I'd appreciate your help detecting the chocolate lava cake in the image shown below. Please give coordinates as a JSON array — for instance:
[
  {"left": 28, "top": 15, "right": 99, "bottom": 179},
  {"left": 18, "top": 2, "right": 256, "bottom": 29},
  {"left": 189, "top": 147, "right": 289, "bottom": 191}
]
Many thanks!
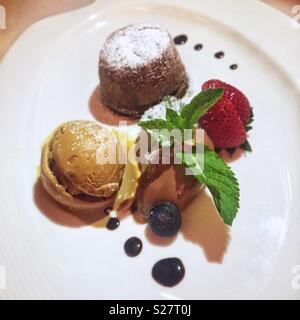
[{"left": 99, "top": 23, "right": 188, "bottom": 117}]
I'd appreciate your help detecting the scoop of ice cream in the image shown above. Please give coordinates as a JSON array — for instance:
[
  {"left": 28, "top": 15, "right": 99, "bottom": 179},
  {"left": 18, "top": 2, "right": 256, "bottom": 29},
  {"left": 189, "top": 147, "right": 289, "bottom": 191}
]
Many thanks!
[
  {"left": 49, "top": 121, "right": 124, "bottom": 197},
  {"left": 41, "top": 121, "right": 125, "bottom": 209},
  {"left": 134, "top": 148, "right": 202, "bottom": 223}
]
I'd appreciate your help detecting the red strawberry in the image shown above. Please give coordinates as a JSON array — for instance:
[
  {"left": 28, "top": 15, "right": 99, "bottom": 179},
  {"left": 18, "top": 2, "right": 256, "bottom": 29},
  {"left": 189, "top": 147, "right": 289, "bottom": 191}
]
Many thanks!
[
  {"left": 202, "top": 79, "right": 251, "bottom": 125},
  {"left": 200, "top": 98, "right": 246, "bottom": 149}
]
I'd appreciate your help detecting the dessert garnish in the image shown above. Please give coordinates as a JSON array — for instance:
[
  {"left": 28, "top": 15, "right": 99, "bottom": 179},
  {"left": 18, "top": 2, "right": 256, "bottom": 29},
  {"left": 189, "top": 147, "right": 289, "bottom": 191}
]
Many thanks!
[
  {"left": 200, "top": 79, "right": 254, "bottom": 153},
  {"left": 149, "top": 202, "right": 181, "bottom": 237},
  {"left": 139, "top": 88, "right": 241, "bottom": 226},
  {"left": 124, "top": 237, "right": 143, "bottom": 257},
  {"left": 134, "top": 96, "right": 211, "bottom": 223},
  {"left": 152, "top": 258, "right": 185, "bottom": 287}
]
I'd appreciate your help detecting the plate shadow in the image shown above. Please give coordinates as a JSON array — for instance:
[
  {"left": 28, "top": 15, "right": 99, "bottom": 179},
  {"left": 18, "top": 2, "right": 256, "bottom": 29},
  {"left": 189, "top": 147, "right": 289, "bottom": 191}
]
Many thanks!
[{"left": 181, "top": 190, "right": 230, "bottom": 263}]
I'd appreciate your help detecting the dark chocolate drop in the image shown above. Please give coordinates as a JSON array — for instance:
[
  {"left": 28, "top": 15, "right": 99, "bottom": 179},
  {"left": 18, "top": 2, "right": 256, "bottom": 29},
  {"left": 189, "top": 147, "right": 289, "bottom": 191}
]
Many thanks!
[
  {"left": 152, "top": 257, "right": 185, "bottom": 287},
  {"left": 230, "top": 64, "right": 238, "bottom": 70},
  {"left": 106, "top": 217, "right": 120, "bottom": 230},
  {"left": 194, "top": 43, "right": 203, "bottom": 51},
  {"left": 174, "top": 34, "right": 188, "bottom": 45},
  {"left": 124, "top": 237, "right": 143, "bottom": 257},
  {"left": 214, "top": 51, "right": 224, "bottom": 59}
]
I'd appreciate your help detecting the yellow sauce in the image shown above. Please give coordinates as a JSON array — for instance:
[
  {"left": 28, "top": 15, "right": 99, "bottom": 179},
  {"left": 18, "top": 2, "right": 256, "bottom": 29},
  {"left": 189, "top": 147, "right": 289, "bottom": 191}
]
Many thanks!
[
  {"left": 112, "top": 131, "right": 141, "bottom": 211},
  {"left": 92, "top": 215, "right": 110, "bottom": 228}
]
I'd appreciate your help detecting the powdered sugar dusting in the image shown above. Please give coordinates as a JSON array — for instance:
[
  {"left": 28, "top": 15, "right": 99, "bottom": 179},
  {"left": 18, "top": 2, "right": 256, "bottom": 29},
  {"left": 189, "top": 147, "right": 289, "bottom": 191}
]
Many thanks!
[
  {"left": 100, "top": 23, "right": 171, "bottom": 69},
  {"left": 141, "top": 97, "right": 184, "bottom": 121}
]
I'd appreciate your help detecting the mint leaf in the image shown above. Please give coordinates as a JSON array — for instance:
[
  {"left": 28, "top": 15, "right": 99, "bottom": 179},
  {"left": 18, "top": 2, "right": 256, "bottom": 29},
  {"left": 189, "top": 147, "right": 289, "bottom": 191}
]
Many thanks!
[
  {"left": 166, "top": 107, "right": 186, "bottom": 132},
  {"left": 180, "top": 88, "right": 224, "bottom": 127},
  {"left": 177, "top": 146, "right": 240, "bottom": 225},
  {"left": 139, "top": 106, "right": 187, "bottom": 147},
  {"left": 138, "top": 119, "right": 172, "bottom": 147}
]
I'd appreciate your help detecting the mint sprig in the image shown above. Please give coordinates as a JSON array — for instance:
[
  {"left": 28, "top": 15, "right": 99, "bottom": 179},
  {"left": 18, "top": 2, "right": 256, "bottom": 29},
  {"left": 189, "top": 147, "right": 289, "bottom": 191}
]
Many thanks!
[
  {"left": 138, "top": 88, "right": 241, "bottom": 226},
  {"left": 176, "top": 146, "right": 240, "bottom": 225}
]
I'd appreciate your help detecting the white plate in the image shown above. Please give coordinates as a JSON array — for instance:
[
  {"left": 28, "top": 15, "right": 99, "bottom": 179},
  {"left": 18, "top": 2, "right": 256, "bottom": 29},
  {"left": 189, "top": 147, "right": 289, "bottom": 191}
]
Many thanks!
[{"left": 0, "top": 0, "right": 300, "bottom": 299}]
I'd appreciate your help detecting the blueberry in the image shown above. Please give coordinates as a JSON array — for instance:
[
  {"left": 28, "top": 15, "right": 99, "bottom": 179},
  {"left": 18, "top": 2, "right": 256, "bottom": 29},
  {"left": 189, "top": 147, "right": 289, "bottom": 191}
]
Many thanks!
[{"left": 149, "top": 202, "right": 181, "bottom": 237}]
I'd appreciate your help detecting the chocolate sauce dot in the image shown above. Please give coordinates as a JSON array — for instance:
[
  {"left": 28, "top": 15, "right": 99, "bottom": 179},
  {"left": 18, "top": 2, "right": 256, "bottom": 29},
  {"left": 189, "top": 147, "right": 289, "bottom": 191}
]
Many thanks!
[
  {"left": 124, "top": 237, "right": 143, "bottom": 257},
  {"left": 194, "top": 43, "right": 203, "bottom": 51},
  {"left": 214, "top": 51, "right": 225, "bottom": 59},
  {"left": 174, "top": 34, "right": 188, "bottom": 45},
  {"left": 152, "top": 257, "right": 185, "bottom": 287},
  {"left": 104, "top": 207, "right": 112, "bottom": 215},
  {"left": 106, "top": 217, "right": 119, "bottom": 230},
  {"left": 230, "top": 64, "right": 238, "bottom": 70}
]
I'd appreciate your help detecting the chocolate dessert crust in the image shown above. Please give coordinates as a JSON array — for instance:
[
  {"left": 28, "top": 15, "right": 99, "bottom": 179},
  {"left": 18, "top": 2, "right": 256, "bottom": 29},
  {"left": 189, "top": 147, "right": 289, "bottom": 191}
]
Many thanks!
[{"left": 99, "top": 24, "right": 188, "bottom": 117}]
